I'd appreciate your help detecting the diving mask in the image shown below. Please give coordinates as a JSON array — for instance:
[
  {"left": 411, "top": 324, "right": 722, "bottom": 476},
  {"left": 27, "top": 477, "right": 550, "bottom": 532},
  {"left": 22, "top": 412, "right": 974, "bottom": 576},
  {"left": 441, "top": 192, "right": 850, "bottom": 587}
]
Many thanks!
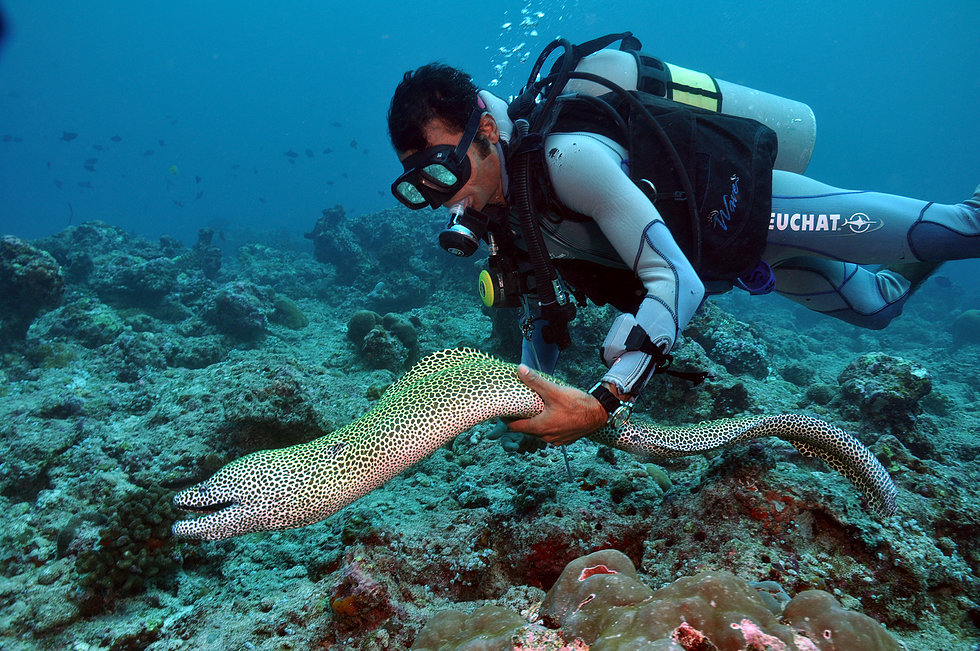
[{"left": 391, "top": 101, "right": 485, "bottom": 210}]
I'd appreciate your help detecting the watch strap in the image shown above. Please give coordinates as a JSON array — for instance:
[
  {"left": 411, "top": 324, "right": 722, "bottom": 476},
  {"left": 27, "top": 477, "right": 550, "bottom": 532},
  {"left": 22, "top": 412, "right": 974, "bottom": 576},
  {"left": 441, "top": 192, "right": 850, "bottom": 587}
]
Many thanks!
[{"left": 589, "top": 382, "right": 624, "bottom": 416}]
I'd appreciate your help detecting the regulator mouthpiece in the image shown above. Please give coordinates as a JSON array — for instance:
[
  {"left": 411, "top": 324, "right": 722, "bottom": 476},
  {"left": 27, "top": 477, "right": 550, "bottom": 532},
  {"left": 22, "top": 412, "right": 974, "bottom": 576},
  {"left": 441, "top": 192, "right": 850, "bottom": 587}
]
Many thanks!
[{"left": 439, "top": 199, "right": 488, "bottom": 257}]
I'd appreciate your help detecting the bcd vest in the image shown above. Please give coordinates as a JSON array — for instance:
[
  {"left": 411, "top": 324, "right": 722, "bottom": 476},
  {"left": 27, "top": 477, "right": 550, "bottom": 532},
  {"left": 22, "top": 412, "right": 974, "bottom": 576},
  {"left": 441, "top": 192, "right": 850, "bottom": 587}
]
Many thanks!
[{"left": 524, "top": 79, "right": 778, "bottom": 309}]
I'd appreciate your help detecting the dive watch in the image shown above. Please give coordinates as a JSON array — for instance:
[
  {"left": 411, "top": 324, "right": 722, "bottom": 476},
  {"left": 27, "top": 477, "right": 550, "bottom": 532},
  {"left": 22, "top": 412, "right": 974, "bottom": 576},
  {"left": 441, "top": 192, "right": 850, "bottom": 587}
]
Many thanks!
[{"left": 589, "top": 382, "right": 633, "bottom": 428}]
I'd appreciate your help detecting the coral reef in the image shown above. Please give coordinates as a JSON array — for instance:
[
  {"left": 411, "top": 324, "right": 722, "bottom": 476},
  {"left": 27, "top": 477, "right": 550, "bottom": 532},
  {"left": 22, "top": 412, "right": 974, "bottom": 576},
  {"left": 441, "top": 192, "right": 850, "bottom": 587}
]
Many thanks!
[
  {"left": 685, "top": 302, "right": 770, "bottom": 379},
  {"left": 834, "top": 352, "right": 932, "bottom": 432},
  {"left": 0, "top": 234, "right": 65, "bottom": 344},
  {"left": 71, "top": 485, "right": 181, "bottom": 615},
  {"left": 205, "top": 280, "right": 276, "bottom": 338},
  {"left": 415, "top": 549, "right": 903, "bottom": 650},
  {"left": 0, "top": 216, "right": 978, "bottom": 650},
  {"left": 346, "top": 309, "right": 420, "bottom": 370}
]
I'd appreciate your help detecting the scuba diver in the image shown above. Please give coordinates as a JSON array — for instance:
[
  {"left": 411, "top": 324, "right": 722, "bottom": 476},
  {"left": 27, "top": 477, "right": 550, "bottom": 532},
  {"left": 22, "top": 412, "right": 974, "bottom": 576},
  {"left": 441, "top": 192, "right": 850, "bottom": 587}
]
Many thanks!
[{"left": 387, "top": 33, "right": 980, "bottom": 450}]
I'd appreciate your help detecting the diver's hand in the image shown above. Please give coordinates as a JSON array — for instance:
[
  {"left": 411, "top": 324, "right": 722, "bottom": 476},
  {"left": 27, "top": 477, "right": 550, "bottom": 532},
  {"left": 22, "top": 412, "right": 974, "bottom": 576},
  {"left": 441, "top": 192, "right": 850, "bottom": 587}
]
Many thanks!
[{"left": 506, "top": 365, "right": 608, "bottom": 446}]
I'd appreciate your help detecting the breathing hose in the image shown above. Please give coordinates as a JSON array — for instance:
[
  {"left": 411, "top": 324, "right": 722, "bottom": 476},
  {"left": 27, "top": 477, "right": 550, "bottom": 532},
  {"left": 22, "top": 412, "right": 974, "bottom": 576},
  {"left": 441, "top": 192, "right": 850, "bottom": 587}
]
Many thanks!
[{"left": 509, "top": 119, "right": 575, "bottom": 349}]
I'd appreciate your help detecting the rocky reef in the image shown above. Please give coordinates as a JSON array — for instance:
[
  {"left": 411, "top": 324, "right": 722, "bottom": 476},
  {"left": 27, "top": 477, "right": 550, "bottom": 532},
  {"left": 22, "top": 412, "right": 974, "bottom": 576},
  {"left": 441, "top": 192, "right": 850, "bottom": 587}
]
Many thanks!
[{"left": 0, "top": 208, "right": 977, "bottom": 649}]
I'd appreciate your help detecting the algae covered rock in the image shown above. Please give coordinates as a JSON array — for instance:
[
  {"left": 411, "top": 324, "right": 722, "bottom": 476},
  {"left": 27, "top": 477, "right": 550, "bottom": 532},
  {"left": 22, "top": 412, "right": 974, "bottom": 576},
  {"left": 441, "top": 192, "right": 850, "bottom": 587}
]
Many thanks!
[
  {"left": 412, "top": 605, "right": 525, "bottom": 651},
  {"left": 346, "top": 309, "right": 419, "bottom": 370},
  {"left": 685, "top": 302, "right": 770, "bottom": 379},
  {"left": 91, "top": 253, "right": 178, "bottom": 305},
  {"left": 30, "top": 296, "right": 124, "bottom": 348},
  {"left": 0, "top": 234, "right": 65, "bottom": 344},
  {"left": 204, "top": 280, "right": 276, "bottom": 338},
  {"left": 835, "top": 352, "right": 932, "bottom": 431}
]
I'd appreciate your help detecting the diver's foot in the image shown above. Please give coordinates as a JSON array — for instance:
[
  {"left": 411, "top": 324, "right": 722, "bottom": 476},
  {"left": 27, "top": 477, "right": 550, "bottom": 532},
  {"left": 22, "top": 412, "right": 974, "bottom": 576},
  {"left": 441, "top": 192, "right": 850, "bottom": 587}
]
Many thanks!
[{"left": 908, "top": 186, "right": 980, "bottom": 261}]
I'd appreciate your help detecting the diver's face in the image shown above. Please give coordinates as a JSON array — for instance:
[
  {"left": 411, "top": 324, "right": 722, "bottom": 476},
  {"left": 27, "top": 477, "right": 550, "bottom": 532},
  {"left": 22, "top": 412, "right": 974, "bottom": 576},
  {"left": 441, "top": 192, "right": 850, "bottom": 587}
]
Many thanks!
[{"left": 399, "top": 114, "right": 505, "bottom": 211}]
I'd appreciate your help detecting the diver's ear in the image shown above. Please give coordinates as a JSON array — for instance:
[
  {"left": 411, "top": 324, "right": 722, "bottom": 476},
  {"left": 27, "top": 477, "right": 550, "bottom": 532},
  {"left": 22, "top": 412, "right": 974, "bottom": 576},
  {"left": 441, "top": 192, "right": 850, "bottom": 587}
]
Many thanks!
[{"left": 480, "top": 113, "right": 500, "bottom": 145}]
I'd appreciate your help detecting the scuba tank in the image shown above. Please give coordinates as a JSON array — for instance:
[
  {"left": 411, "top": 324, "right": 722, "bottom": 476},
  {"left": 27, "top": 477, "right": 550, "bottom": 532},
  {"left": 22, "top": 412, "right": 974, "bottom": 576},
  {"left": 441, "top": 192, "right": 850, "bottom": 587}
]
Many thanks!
[
  {"left": 481, "top": 32, "right": 809, "bottom": 345},
  {"left": 567, "top": 48, "right": 816, "bottom": 174}
]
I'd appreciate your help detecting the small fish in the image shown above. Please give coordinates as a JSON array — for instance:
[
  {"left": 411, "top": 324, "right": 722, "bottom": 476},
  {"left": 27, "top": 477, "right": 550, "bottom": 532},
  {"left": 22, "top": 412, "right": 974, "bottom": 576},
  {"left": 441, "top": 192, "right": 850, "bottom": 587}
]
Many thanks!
[
  {"left": 195, "top": 191, "right": 204, "bottom": 200},
  {"left": 92, "top": 144, "right": 103, "bottom": 151},
  {"left": 77, "top": 181, "right": 92, "bottom": 188},
  {"left": 330, "top": 121, "right": 342, "bottom": 128},
  {"left": 158, "top": 139, "right": 166, "bottom": 146},
  {"left": 173, "top": 200, "right": 183, "bottom": 207},
  {"left": 285, "top": 150, "right": 298, "bottom": 158},
  {"left": 83, "top": 163, "right": 96, "bottom": 172},
  {"left": 258, "top": 197, "right": 266, "bottom": 204},
  {"left": 349, "top": 139, "right": 358, "bottom": 150},
  {"left": 934, "top": 276, "right": 952, "bottom": 289},
  {"left": 341, "top": 172, "right": 349, "bottom": 179},
  {"left": 305, "top": 148, "right": 314, "bottom": 158},
  {"left": 231, "top": 163, "right": 241, "bottom": 169},
  {"left": 326, "top": 180, "right": 334, "bottom": 186},
  {"left": 53, "top": 179, "right": 63, "bottom": 189},
  {"left": 322, "top": 147, "right": 333, "bottom": 154},
  {"left": 110, "top": 135, "right": 122, "bottom": 142},
  {"left": 195, "top": 175, "right": 202, "bottom": 184},
  {"left": 61, "top": 131, "right": 78, "bottom": 141},
  {"left": 143, "top": 149, "right": 154, "bottom": 156}
]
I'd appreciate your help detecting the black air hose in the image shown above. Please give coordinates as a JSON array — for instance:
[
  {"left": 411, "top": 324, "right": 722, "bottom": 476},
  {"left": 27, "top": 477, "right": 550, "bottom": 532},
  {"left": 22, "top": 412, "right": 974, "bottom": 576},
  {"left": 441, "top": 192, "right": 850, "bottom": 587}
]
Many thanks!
[{"left": 510, "top": 119, "right": 574, "bottom": 349}]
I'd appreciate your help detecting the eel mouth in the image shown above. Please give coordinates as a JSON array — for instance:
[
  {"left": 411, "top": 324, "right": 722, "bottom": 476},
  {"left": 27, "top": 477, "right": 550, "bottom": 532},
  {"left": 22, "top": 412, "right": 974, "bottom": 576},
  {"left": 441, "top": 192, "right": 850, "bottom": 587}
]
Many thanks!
[{"left": 174, "top": 498, "right": 237, "bottom": 515}]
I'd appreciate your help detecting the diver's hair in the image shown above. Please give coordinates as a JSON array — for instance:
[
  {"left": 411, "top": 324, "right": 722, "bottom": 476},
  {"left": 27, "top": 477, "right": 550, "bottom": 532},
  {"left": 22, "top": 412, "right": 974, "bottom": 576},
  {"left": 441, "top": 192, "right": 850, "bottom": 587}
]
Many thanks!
[{"left": 388, "top": 63, "right": 479, "bottom": 153}]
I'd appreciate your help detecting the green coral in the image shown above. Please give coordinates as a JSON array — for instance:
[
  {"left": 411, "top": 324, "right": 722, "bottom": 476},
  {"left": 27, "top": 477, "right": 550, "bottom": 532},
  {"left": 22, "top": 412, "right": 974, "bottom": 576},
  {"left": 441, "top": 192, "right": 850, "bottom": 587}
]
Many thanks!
[
  {"left": 270, "top": 296, "right": 309, "bottom": 330},
  {"left": 72, "top": 485, "right": 181, "bottom": 614},
  {"left": 412, "top": 605, "right": 525, "bottom": 651},
  {"left": 347, "top": 310, "right": 382, "bottom": 344}
]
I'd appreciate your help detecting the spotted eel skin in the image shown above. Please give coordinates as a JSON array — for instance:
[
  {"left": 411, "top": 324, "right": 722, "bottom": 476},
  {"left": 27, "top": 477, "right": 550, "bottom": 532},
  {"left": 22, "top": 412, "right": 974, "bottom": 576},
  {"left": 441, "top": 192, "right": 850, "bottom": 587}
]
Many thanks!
[{"left": 173, "top": 348, "right": 897, "bottom": 540}]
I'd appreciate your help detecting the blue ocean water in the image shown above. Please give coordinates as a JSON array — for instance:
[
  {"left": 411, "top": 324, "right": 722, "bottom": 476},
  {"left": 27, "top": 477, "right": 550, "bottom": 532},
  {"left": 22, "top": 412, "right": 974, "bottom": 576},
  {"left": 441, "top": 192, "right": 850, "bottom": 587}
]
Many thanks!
[{"left": 0, "top": 0, "right": 977, "bottom": 250}]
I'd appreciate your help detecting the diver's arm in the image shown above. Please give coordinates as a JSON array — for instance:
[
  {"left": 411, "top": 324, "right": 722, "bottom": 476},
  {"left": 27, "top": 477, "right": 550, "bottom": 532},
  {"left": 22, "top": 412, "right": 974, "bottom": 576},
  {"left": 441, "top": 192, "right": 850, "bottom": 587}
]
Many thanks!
[{"left": 545, "top": 132, "right": 705, "bottom": 395}]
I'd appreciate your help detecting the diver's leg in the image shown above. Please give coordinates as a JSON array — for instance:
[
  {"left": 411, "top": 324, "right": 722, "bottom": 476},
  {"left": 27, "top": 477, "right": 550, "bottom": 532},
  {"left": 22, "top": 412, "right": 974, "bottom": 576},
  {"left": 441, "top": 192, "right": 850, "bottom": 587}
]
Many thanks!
[
  {"left": 770, "top": 257, "right": 918, "bottom": 329},
  {"left": 763, "top": 174, "right": 979, "bottom": 328},
  {"left": 521, "top": 316, "right": 560, "bottom": 374},
  {"left": 766, "top": 172, "right": 980, "bottom": 264},
  {"left": 489, "top": 314, "right": 559, "bottom": 452}
]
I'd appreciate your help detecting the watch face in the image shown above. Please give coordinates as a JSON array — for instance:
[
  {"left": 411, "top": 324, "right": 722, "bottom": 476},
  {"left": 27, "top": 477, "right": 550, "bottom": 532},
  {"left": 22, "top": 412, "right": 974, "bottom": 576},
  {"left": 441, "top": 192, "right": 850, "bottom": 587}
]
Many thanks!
[{"left": 610, "top": 405, "right": 631, "bottom": 428}]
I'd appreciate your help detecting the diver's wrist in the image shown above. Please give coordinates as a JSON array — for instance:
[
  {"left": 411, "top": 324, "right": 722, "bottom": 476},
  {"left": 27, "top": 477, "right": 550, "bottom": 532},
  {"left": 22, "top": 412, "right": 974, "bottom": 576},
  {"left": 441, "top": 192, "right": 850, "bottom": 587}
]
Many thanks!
[{"left": 589, "top": 382, "right": 633, "bottom": 428}]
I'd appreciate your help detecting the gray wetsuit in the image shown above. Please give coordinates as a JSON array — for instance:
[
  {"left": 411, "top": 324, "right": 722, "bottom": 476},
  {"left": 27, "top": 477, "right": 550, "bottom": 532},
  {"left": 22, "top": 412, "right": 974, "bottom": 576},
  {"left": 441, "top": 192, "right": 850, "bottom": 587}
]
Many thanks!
[{"left": 478, "top": 69, "right": 979, "bottom": 397}]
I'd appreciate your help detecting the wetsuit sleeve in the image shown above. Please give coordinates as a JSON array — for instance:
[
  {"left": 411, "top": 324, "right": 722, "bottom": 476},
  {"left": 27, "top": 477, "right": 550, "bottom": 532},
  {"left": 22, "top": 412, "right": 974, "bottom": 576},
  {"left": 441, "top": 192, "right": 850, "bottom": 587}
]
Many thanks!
[{"left": 544, "top": 132, "right": 705, "bottom": 394}]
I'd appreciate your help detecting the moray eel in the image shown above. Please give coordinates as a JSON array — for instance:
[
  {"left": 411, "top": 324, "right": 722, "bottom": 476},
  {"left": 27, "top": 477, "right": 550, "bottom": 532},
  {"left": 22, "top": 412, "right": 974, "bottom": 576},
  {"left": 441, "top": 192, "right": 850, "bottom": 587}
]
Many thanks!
[{"left": 173, "top": 348, "right": 897, "bottom": 540}]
